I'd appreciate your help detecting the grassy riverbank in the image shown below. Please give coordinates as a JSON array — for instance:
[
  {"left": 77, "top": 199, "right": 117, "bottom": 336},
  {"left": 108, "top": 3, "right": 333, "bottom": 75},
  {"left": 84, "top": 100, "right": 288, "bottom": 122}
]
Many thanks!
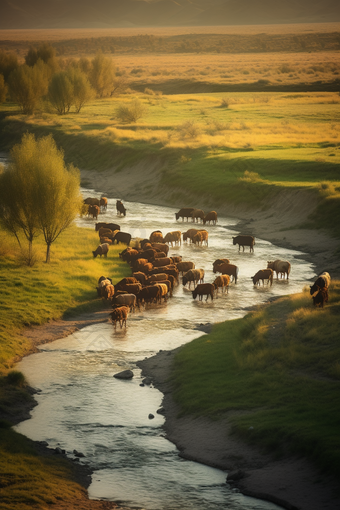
[
  {"left": 1, "top": 89, "right": 340, "bottom": 236},
  {"left": 0, "top": 223, "right": 130, "bottom": 509},
  {"left": 171, "top": 282, "right": 340, "bottom": 477}
]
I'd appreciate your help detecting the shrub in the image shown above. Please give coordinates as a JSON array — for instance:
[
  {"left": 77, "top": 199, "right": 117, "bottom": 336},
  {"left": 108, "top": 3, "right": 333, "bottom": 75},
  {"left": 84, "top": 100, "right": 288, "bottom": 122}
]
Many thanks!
[
  {"left": 6, "top": 370, "right": 26, "bottom": 387},
  {"left": 115, "top": 99, "right": 147, "bottom": 123},
  {"left": 179, "top": 120, "right": 201, "bottom": 139}
]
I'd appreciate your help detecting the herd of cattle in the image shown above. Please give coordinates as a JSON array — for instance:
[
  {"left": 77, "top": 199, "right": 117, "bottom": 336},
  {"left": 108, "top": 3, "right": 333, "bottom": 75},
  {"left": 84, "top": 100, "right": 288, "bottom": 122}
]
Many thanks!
[{"left": 84, "top": 199, "right": 331, "bottom": 328}]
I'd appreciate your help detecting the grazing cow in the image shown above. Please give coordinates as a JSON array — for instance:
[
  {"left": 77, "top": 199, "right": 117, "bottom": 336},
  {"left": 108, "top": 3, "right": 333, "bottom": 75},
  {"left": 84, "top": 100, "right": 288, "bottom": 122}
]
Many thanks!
[
  {"left": 153, "top": 257, "right": 172, "bottom": 267},
  {"left": 267, "top": 260, "right": 291, "bottom": 280},
  {"left": 101, "top": 284, "right": 115, "bottom": 299},
  {"left": 96, "top": 277, "right": 112, "bottom": 297},
  {"left": 100, "top": 197, "right": 108, "bottom": 211},
  {"left": 212, "top": 259, "right": 230, "bottom": 272},
  {"left": 154, "top": 283, "right": 169, "bottom": 302},
  {"left": 193, "top": 232, "right": 203, "bottom": 246},
  {"left": 116, "top": 200, "right": 126, "bottom": 216},
  {"left": 92, "top": 243, "right": 109, "bottom": 258},
  {"left": 95, "top": 222, "right": 120, "bottom": 232},
  {"left": 183, "top": 229, "right": 199, "bottom": 243},
  {"left": 132, "top": 271, "right": 148, "bottom": 286},
  {"left": 110, "top": 306, "right": 129, "bottom": 329},
  {"left": 213, "top": 274, "right": 230, "bottom": 294},
  {"left": 175, "top": 208, "right": 195, "bottom": 221},
  {"left": 252, "top": 269, "right": 273, "bottom": 286},
  {"left": 88, "top": 204, "right": 100, "bottom": 219},
  {"left": 120, "top": 248, "right": 139, "bottom": 264},
  {"left": 312, "top": 287, "right": 328, "bottom": 308},
  {"left": 232, "top": 235, "right": 255, "bottom": 253},
  {"left": 151, "top": 242, "right": 169, "bottom": 255},
  {"left": 148, "top": 273, "right": 168, "bottom": 283},
  {"left": 191, "top": 209, "right": 205, "bottom": 223},
  {"left": 117, "top": 283, "right": 142, "bottom": 295},
  {"left": 192, "top": 283, "right": 214, "bottom": 301},
  {"left": 310, "top": 272, "right": 331, "bottom": 295},
  {"left": 112, "top": 293, "right": 137, "bottom": 312},
  {"left": 163, "top": 231, "right": 181, "bottom": 246},
  {"left": 150, "top": 231, "right": 164, "bottom": 243},
  {"left": 182, "top": 268, "right": 204, "bottom": 288},
  {"left": 84, "top": 197, "right": 100, "bottom": 206},
  {"left": 213, "top": 262, "right": 239, "bottom": 284},
  {"left": 137, "top": 285, "right": 161, "bottom": 306},
  {"left": 115, "top": 277, "right": 138, "bottom": 291},
  {"left": 111, "top": 231, "right": 131, "bottom": 246},
  {"left": 98, "top": 227, "right": 113, "bottom": 239},
  {"left": 98, "top": 276, "right": 112, "bottom": 285},
  {"left": 203, "top": 211, "right": 218, "bottom": 225},
  {"left": 177, "top": 261, "right": 195, "bottom": 275}
]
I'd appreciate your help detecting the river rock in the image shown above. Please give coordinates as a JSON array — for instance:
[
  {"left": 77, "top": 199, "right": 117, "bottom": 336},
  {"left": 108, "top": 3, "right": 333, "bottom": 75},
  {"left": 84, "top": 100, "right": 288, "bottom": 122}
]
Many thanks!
[
  {"left": 113, "top": 370, "right": 134, "bottom": 379},
  {"left": 73, "top": 449, "right": 85, "bottom": 457},
  {"left": 142, "top": 377, "right": 152, "bottom": 385},
  {"left": 148, "top": 413, "right": 155, "bottom": 419}
]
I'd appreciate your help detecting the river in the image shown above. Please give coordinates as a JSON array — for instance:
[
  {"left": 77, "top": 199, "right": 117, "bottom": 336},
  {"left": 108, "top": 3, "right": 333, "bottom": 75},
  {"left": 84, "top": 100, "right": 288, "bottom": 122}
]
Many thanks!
[{"left": 15, "top": 191, "right": 315, "bottom": 510}]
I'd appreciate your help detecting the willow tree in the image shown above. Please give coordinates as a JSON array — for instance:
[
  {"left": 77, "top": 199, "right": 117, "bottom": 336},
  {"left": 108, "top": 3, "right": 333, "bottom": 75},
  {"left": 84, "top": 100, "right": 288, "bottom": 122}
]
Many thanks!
[{"left": 0, "top": 133, "right": 83, "bottom": 263}]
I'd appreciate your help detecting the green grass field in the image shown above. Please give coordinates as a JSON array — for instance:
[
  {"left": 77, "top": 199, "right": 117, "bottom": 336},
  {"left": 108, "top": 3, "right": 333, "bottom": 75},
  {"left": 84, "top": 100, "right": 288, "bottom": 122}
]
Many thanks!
[
  {"left": 1, "top": 90, "right": 339, "bottom": 233},
  {"left": 0, "top": 223, "right": 130, "bottom": 509},
  {"left": 172, "top": 283, "right": 340, "bottom": 476}
]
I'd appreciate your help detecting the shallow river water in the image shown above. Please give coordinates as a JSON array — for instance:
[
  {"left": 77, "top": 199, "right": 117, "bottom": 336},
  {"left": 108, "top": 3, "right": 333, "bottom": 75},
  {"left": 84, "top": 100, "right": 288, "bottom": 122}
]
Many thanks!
[{"left": 15, "top": 192, "right": 316, "bottom": 510}]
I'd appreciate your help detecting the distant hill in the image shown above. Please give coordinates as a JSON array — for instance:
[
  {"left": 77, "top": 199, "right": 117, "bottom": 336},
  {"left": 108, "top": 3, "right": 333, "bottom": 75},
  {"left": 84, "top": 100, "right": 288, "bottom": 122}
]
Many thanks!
[{"left": 1, "top": 0, "right": 340, "bottom": 29}]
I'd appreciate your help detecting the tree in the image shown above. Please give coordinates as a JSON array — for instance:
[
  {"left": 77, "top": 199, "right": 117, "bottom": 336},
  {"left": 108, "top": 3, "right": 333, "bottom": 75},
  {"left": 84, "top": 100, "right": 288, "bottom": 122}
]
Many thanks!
[
  {"left": 0, "top": 74, "right": 7, "bottom": 103},
  {"left": 48, "top": 71, "right": 74, "bottom": 115},
  {"left": 48, "top": 68, "right": 94, "bottom": 114},
  {"left": 69, "top": 68, "right": 94, "bottom": 113},
  {"left": 90, "top": 53, "right": 115, "bottom": 97},
  {"left": 0, "top": 50, "right": 19, "bottom": 81},
  {"left": 0, "top": 134, "right": 83, "bottom": 263},
  {"left": 25, "top": 43, "right": 59, "bottom": 74},
  {"left": 8, "top": 61, "right": 50, "bottom": 114}
]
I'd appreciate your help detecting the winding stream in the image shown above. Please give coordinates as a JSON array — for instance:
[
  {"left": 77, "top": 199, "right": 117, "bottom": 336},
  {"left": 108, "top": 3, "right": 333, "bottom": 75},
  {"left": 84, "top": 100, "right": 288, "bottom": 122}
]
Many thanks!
[{"left": 15, "top": 191, "right": 315, "bottom": 510}]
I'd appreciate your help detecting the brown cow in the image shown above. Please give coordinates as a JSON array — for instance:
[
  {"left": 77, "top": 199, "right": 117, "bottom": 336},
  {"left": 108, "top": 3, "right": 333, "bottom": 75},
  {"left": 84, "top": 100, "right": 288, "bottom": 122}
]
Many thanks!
[
  {"left": 116, "top": 200, "right": 126, "bottom": 216},
  {"left": 182, "top": 268, "right": 204, "bottom": 288},
  {"left": 191, "top": 209, "right": 205, "bottom": 223},
  {"left": 88, "top": 204, "right": 100, "bottom": 219},
  {"left": 213, "top": 274, "right": 230, "bottom": 294},
  {"left": 203, "top": 211, "right": 218, "bottom": 225},
  {"left": 175, "top": 208, "right": 195, "bottom": 221},
  {"left": 232, "top": 235, "right": 255, "bottom": 253},
  {"left": 92, "top": 243, "right": 109, "bottom": 258},
  {"left": 183, "top": 229, "right": 199, "bottom": 243},
  {"left": 213, "top": 262, "right": 239, "bottom": 284},
  {"left": 150, "top": 231, "right": 164, "bottom": 243},
  {"left": 163, "top": 231, "right": 181, "bottom": 246},
  {"left": 267, "top": 260, "right": 291, "bottom": 280},
  {"left": 100, "top": 197, "right": 108, "bottom": 211},
  {"left": 110, "top": 306, "right": 129, "bottom": 329},
  {"left": 312, "top": 287, "right": 328, "bottom": 308},
  {"left": 192, "top": 283, "right": 214, "bottom": 301},
  {"left": 84, "top": 197, "right": 100, "bottom": 206},
  {"left": 112, "top": 294, "right": 137, "bottom": 312},
  {"left": 252, "top": 269, "right": 273, "bottom": 286},
  {"left": 177, "top": 261, "right": 195, "bottom": 275},
  {"left": 137, "top": 285, "right": 161, "bottom": 306}
]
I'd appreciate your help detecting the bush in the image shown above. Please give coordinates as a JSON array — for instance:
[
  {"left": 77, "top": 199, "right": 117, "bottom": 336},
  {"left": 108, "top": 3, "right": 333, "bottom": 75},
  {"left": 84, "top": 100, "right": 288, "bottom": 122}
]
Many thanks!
[
  {"left": 115, "top": 99, "right": 147, "bottom": 123},
  {"left": 6, "top": 371, "right": 26, "bottom": 387}
]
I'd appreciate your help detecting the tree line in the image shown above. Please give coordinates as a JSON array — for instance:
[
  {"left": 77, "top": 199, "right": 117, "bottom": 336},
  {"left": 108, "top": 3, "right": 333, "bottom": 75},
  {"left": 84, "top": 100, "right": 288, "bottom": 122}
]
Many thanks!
[{"left": 0, "top": 44, "right": 128, "bottom": 115}]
